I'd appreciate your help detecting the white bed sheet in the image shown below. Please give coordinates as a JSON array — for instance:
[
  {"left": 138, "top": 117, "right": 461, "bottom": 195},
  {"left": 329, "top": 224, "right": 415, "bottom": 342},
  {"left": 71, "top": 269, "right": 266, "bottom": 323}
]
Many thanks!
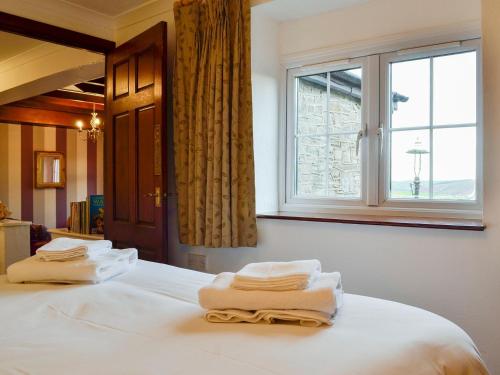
[{"left": 0, "top": 260, "right": 488, "bottom": 375}]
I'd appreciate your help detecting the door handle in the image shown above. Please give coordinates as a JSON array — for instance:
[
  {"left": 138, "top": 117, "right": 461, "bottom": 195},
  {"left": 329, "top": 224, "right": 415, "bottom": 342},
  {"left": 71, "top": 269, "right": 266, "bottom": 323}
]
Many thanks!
[{"left": 144, "top": 187, "right": 162, "bottom": 207}]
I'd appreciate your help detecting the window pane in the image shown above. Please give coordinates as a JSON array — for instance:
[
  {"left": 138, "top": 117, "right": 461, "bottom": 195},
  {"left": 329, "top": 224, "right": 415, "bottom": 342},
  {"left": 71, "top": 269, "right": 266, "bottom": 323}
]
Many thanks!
[
  {"left": 433, "top": 127, "right": 476, "bottom": 200},
  {"left": 296, "top": 136, "right": 327, "bottom": 197},
  {"left": 391, "top": 58, "right": 430, "bottom": 128},
  {"left": 390, "top": 130, "right": 430, "bottom": 199},
  {"left": 327, "top": 134, "right": 361, "bottom": 198},
  {"left": 433, "top": 52, "right": 476, "bottom": 125},
  {"left": 328, "top": 68, "right": 362, "bottom": 133},
  {"left": 297, "top": 73, "right": 327, "bottom": 135},
  {"left": 295, "top": 68, "right": 363, "bottom": 199}
]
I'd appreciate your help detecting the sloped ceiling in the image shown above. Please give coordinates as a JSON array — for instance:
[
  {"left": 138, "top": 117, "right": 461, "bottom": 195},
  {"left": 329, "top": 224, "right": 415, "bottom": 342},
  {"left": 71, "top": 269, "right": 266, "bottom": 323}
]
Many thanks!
[
  {"left": 63, "top": 0, "right": 152, "bottom": 16},
  {"left": 63, "top": 0, "right": 368, "bottom": 20},
  {"left": 254, "top": 0, "right": 370, "bottom": 21},
  {"left": 0, "top": 31, "right": 42, "bottom": 63}
]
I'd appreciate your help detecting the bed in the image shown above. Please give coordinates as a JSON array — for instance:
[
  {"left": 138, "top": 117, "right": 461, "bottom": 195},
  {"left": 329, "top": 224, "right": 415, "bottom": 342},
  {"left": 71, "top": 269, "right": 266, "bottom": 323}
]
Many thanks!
[{"left": 0, "top": 260, "right": 488, "bottom": 374}]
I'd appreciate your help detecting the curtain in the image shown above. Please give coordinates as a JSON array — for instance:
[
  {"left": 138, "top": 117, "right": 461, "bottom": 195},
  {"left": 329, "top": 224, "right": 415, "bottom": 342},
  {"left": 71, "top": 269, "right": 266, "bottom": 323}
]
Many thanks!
[{"left": 173, "top": 0, "right": 257, "bottom": 248}]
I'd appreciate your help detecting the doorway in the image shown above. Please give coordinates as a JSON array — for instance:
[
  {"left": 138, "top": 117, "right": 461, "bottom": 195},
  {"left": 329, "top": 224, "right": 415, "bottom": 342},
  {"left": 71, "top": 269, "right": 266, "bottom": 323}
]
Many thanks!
[{"left": 0, "top": 12, "right": 169, "bottom": 263}]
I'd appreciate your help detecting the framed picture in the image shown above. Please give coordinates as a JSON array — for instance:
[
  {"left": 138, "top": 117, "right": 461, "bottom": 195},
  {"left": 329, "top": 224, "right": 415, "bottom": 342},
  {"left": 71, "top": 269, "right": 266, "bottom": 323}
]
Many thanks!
[{"left": 35, "top": 151, "right": 66, "bottom": 189}]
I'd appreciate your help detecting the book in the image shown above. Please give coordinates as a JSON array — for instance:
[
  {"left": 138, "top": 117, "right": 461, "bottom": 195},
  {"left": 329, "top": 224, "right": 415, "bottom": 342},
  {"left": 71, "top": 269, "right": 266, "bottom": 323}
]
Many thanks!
[
  {"left": 73, "top": 202, "right": 81, "bottom": 234},
  {"left": 70, "top": 202, "right": 78, "bottom": 233},
  {"left": 68, "top": 196, "right": 103, "bottom": 234},
  {"left": 88, "top": 195, "right": 104, "bottom": 234}
]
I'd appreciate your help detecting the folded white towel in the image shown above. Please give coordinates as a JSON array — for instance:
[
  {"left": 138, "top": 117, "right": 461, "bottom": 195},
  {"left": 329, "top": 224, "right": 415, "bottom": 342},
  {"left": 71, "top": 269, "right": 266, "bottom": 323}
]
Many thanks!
[
  {"left": 36, "top": 237, "right": 112, "bottom": 262},
  {"left": 7, "top": 248, "right": 138, "bottom": 284},
  {"left": 205, "top": 309, "right": 333, "bottom": 327},
  {"left": 232, "top": 259, "right": 321, "bottom": 291},
  {"left": 199, "top": 272, "right": 342, "bottom": 315}
]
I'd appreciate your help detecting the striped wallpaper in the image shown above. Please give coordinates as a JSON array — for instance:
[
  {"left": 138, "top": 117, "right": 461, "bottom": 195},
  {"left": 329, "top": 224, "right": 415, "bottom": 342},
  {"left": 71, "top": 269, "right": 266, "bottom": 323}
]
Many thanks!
[{"left": 0, "top": 124, "right": 103, "bottom": 228}]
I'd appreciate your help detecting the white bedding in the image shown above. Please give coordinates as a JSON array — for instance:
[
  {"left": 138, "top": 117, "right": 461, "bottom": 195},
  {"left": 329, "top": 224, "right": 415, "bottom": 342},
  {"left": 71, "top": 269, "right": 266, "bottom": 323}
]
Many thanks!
[{"left": 0, "top": 260, "right": 488, "bottom": 375}]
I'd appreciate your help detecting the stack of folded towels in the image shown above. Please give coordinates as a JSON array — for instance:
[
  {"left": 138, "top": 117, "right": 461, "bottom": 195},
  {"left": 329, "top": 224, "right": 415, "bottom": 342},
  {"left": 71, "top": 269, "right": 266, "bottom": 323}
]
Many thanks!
[
  {"left": 198, "top": 259, "right": 342, "bottom": 327},
  {"left": 7, "top": 237, "right": 138, "bottom": 284}
]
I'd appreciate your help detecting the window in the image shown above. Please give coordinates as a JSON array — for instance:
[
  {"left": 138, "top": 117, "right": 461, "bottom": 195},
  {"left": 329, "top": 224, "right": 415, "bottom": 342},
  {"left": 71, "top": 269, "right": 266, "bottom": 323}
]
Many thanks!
[
  {"left": 295, "top": 68, "right": 363, "bottom": 199},
  {"left": 284, "top": 40, "right": 481, "bottom": 216}
]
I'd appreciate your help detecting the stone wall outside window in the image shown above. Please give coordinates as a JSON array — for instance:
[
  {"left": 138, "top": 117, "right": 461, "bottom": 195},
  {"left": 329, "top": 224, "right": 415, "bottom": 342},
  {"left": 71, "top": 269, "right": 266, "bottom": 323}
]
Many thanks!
[{"left": 296, "top": 78, "right": 361, "bottom": 198}]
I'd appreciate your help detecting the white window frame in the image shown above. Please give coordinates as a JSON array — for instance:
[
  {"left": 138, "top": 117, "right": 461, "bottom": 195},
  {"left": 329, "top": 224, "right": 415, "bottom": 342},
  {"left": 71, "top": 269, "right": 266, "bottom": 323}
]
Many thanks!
[
  {"left": 281, "top": 39, "right": 483, "bottom": 218},
  {"left": 285, "top": 57, "right": 373, "bottom": 209}
]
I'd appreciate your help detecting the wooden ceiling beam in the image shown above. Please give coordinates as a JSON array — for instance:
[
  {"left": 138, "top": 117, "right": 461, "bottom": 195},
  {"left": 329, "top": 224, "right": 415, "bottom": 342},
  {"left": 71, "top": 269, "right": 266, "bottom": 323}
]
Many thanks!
[
  {"left": 42, "top": 90, "right": 104, "bottom": 104},
  {"left": 0, "top": 11, "right": 115, "bottom": 53},
  {"left": 0, "top": 105, "right": 103, "bottom": 129},
  {"left": 89, "top": 77, "right": 105, "bottom": 85},
  {"left": 74, "top": 82, "right": 105, "bottom": 95},
  {"left": 11, "top": 96, "right": 105, "bottom": 113}
]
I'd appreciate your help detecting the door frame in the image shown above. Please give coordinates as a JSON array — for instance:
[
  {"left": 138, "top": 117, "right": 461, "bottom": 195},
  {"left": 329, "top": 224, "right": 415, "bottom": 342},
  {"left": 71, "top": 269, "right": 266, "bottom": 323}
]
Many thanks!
[
  {"left": 0, "top": 11, "right": 115, "bottom": 234},
  {"left": 0, "top": 14, "right": 170, "bottom": 262},
  {"left": 0, "top": 11, "right": 115, "bottom": 53}
]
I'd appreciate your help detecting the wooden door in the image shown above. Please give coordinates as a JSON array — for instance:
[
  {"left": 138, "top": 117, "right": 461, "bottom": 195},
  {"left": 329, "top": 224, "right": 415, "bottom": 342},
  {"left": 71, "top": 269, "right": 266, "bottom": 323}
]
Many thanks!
[{"left": 104, "top": 22, "right": 168, "bottom": 263}]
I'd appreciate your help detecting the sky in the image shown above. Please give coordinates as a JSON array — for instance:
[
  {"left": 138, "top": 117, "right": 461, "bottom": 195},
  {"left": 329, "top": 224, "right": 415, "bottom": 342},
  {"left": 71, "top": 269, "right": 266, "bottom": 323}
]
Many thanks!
[{"left": 390, "top": 51, "right": 477, "bottom": 182}]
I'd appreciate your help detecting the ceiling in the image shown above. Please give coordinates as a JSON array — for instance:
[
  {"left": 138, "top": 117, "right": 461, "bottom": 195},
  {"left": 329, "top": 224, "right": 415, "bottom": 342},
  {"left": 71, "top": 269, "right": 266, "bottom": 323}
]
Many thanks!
[
  {"left": 62, "top": 77, "right": 105, "bottom": 97},
  {"left": 62, "top": 0, "right": 152, "bottom": 16},
  {"left": 254, "top": 0, "right": 370, "bottom": 21},
  {"left": 0, "top": 78, "right": 105, "bottom": 129},
  {"left": 61, "top": 0, "right": 369, "bottom": 19},
  {"left": 0, "top": 32, "right": 43, "bottom": 63}
]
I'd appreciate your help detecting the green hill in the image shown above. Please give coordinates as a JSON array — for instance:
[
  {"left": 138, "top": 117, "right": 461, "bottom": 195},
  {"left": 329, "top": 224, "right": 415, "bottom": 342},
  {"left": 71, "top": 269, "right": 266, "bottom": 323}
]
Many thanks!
[{"left": 391, "top": 179, "right": 475, "bottom": 200}]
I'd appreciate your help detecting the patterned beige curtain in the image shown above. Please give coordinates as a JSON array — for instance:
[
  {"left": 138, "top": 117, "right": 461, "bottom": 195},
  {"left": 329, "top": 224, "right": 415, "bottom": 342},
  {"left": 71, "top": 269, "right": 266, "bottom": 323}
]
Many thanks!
[{"left": 173, "top": 0, "right": 257, "bottom": 248}]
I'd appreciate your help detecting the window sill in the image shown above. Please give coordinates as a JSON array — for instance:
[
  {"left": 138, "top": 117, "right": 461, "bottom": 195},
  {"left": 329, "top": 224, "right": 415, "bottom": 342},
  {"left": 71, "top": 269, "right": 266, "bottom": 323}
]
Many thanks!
[{"left": 256, "top": 212, "right": 485, "bottom": 231}]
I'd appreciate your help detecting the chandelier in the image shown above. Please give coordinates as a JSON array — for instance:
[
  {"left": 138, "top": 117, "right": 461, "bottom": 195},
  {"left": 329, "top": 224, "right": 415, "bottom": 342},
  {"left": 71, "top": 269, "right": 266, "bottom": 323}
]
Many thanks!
[{"left": 75, "top": 103, "right": 103, "bottom": 143}]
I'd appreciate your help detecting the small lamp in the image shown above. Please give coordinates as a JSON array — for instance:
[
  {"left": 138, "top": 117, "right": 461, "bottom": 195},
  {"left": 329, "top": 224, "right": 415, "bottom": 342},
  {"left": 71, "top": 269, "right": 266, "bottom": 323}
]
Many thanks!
[{"left": 406, "top": 138, "right": 429, "bottom": 199}]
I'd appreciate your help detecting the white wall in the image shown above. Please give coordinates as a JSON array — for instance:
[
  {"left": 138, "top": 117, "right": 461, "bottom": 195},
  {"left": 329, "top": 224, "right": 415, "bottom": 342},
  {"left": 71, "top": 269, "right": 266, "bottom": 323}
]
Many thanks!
[
  {"left": 481, "top": 1, "right": 500, "bottom": 369},
  {"left": 250, "top": 7, "right": 280, "bottom": 213},
  {"left": 279, "top": 0, "right": 481, "bottom": 57}
]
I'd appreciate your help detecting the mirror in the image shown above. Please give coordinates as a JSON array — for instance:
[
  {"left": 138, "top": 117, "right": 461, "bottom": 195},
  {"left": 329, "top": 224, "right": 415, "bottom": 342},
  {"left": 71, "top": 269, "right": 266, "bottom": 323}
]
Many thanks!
[{"left": 35, "top": 151, "right": 65, "bottom": 188}]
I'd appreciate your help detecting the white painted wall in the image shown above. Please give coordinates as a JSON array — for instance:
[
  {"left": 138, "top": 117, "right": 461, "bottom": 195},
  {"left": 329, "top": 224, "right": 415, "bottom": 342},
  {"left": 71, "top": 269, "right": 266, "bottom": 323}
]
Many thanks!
[
  {"left": 250, "top": 7, "right": 280, "bottom": 213},
  {"left": 279, "top": 0, "right": 481, "bottom": 56}
]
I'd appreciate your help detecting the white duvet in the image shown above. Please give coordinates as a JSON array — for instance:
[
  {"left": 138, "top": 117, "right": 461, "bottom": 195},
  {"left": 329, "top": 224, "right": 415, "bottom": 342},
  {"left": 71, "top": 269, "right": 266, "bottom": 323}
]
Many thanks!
[{"left": 0, "top": 260, "right": 488, "bottom": 375}]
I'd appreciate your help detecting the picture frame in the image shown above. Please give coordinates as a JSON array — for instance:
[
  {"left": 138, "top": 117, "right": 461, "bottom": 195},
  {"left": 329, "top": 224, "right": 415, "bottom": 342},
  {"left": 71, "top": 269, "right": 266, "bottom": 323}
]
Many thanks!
[{"left": 35, "top": 151, "right": 66, "bottom": 189}]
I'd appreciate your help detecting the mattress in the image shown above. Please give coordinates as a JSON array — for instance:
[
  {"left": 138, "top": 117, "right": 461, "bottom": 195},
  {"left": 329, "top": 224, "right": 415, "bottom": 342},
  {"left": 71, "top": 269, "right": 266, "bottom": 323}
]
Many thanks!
[{"left": 0, "top": 260, "right": 489, "bottom": 375}]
